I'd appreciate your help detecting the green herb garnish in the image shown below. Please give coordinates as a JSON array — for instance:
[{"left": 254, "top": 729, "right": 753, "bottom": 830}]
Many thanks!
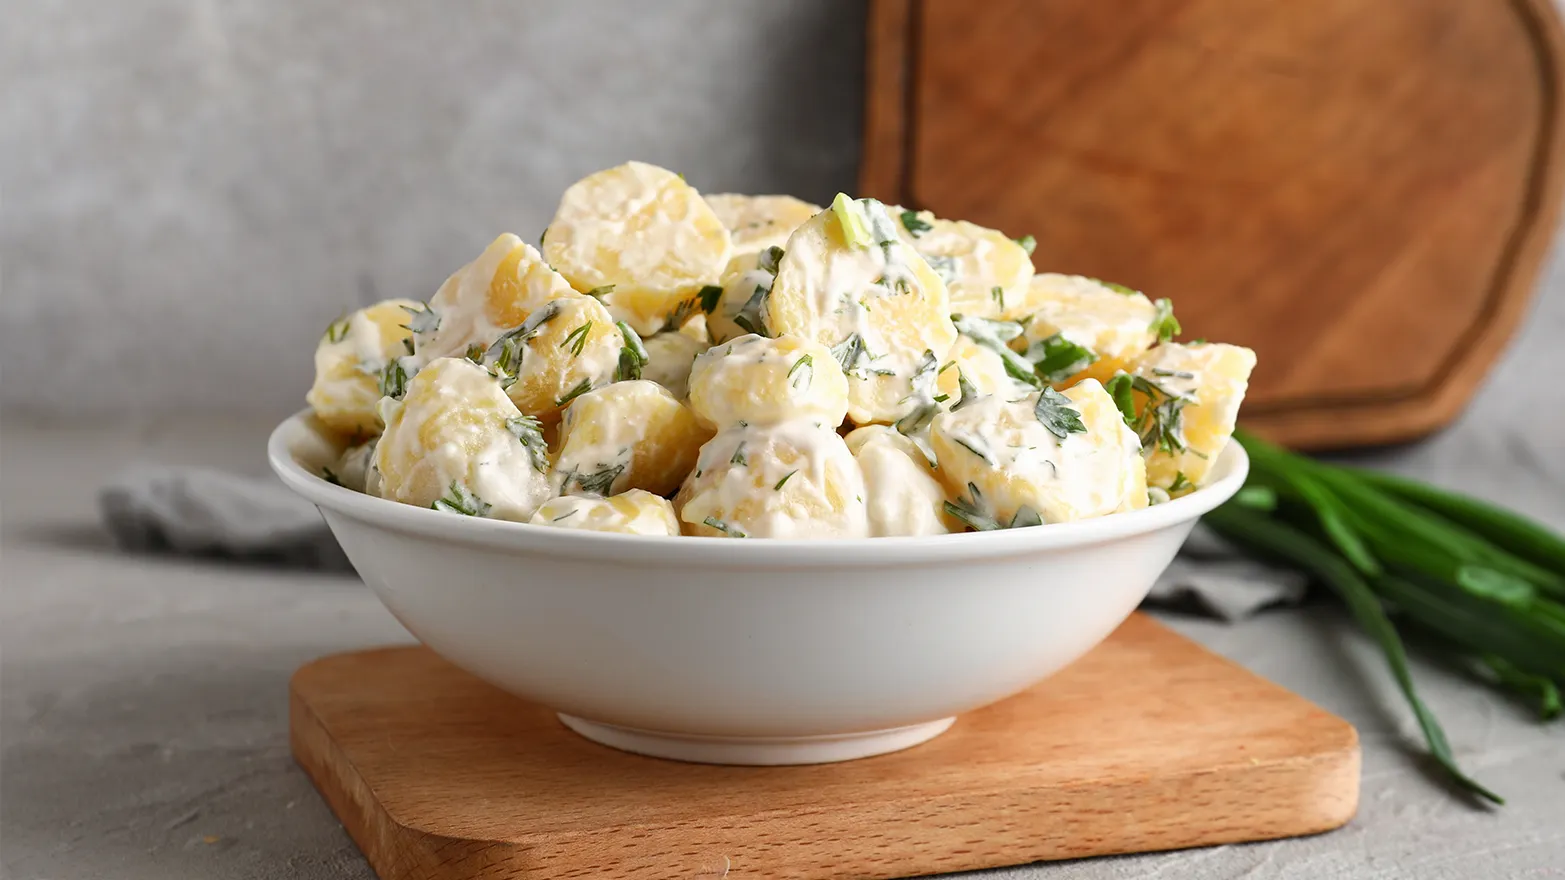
[
  {"left": 757, "top": 245, "right": 784, "bottom": 275},
  {"left": 830, "top": 332, "right": 869, "bottom": 374},
  {"left": 561, "top": 322, "right": 593, "bottom": 358},
  {"left": 505, "top": 414, "right": 549, "bottom": 472},
  {"left": 925, "top": 254, "right": 959, "bottom": 283},
  {"left": 379, "top": 358, "right": 411, "bottom": 400},
  {"left": 325, "top": 315, "right": 351, "bottom": 343},
  {"left": 1033, "top": 386, "right": 1087, "bottom": 439},
  {"left": 1028, "top": 333, "right": 1098, "bottom": 384},
  {"left": 952, "top": 314, "right": 1040, "bottom": 388},
  {"left": 1014, "top": 234, "right": 1037, "bottom": 255},
  {"left": 732, "top": 284, "right": 771, "bottom": 337},
  {"left": 787, "top": 354, "right": 814, "bottom": 390},
  {"left": 900, "top": 210, "right": 933, "bottom": 238},
  {"left": 703, "top": 516, "right": 747, "bottom": 538},
  {"left": 730, "top": 443, "right": 748, "bottom": 467},
  {"left": 584, "top": 285, "right": 615, "bottom": 299},
  {"left": 568, "top": 463, "right": 624, "bottom": 496},
  {"left": 1150, "top": 297, "right": 1181, "bottom": 342},
  {"left": 698, "top": 284, "right": 724, "bottom": 314},
  {"left": 402, "top": 303, "right": 441, "bottom": 335},
  {"left": 555, "top": 378, "right": 592, "bottom": 408},
  {"left": 432, "top": 482, "right": 490, "bottom": 517},
  {"left": 1105, "top": 373, "right": 1137, "bottom": 425},
  {"left": 486, "top": 301, "right": 562, "bottom": 377},
  {"left": 463, "top": 343, "right": 485, "bottom": 364},
  {"left": 1169, "top": 471, "right": 1191, "bottom": 494},
  {"left": 774, "top": 470, "right": 798, "bottom": 491},
  {"left": 614, "top": 321, "right": 648, "bottom": 382},
  {"left": 951, "top": 433, "right": 995, "bottom": 465},
  {"left": 991, "top": 286, "right": 1005, "bottom": 309},
  {"left": 894, "top": 350, "right": 941, "bottom": 436},
  {"left": 831, "top": 192, "right": 872, "bottom": 248},
  {"left": 951, "top": 369, "right": 981, "bottom": 411}
]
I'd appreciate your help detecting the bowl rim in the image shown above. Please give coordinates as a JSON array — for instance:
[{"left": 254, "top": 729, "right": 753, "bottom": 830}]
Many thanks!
[{"left": 268, "top": 408, "right": 1248, "bottom": 567}]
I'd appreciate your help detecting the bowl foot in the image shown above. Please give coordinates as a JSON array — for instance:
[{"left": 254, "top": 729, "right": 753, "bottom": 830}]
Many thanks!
[{"left": 557, "top": 714, "right": 956, "bottom": 765}]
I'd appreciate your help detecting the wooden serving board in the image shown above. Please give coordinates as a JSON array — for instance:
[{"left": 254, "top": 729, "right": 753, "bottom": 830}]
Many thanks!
[
  {"left": 862, "top": 0, "right": 1565, "bottom": 450},
  {"left": 290, "top": 614, "right": 1359, "bottom": 880}
]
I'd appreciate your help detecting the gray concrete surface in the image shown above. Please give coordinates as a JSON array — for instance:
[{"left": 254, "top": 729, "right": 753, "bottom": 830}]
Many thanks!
[{"left": 0, "top": 0, "right": 864, "bottom": 418}]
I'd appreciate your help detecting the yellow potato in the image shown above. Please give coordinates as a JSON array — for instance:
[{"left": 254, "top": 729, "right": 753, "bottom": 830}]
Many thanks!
[
  {"left": 1126, "top": 342, "right": 1257, "bottom": 493},
  {"left": 487, "top": 294, "right": 624, "bottom": 423},
  {"left": 1016, "top": 274, "right": 1161, "bottom": 387},
  {"left": 705, "top": 193, "right": 822, "bottom": 254},
  {"left": 306, "top": 298, "right": 421, "bottom": 437},
  {"left": 934, "top": 334, "right": 1016, "bottom": 408},
  {"left": 843, "top": 426, "right": 955, "bottom": 536},
  {"left": 705, "top": 249, "right": 779, "bottom": 345},
  {"left": 687, "top": 333, "right": 849, "bottom": 429},
  {"left": 675, "top": 421, "right": 868, "bottom": 538},
  {"left": 553, "top": 380, "right": 713, "bottom": 497},
  {"left": 768, "top": 197, "right": 958, "bottom": 425},
  {"left": 373, "top": 358, "right": 553, "bottom": 521},
  {"left": 543, "top": 161, "right": 731, "bottom": 337},
  {"left": 641, "top": 331, "right": 709, "bottom": 399},
  {"left": 929, "top": 379, "right": 1144, "bottom": 527},
  {"left": 528, "top": 490, "right": 680, "bottom": 536},
  {"left": 416, "top": 233, "right": 575, "bottom": 363},
  {"left": 893, "top": 208, "right": 1033, "bottom": 320}
]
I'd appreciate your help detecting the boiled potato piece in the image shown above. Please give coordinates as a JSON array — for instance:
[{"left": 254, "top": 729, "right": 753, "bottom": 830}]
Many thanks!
[
  {"left": 306, "top": 298, "right": 421, "bottom": 436},
  {"left": 705, "top": 249, "right": 780, "bottom": 345},
  {"left": 768, "top": 196, "right": 958, "bottom": 425},
  {"left": 687, "top": 333, "right": 849, "bottom": 429},
  {"left": 641, "top": 331, "right": 708, "bottom": 399},
  {"left": 326, "top": 438, "right": 378, "bottom": 494},
  {"left": 844, "top": 426, "right": 954, "bottom": 536},
  {"left": 930, "top": 379, "right": 1144, "bottom": 527},
  {"left": 543, "top": 161, "right": 731, "bottom": 337},
  {"left": 1017, "top": 274, "right": 1162, "bottom": 387},
  {"left": 553, "top": 380, "right": 713, "bottom": 497},
  {"left": 675, "top": 421, "right": 869, "bottom": 538},
  {"left": 1125, "top": 342, "right": 1257, "bottom": 493},
  {"left": 528, "top": 490, "right": 680, "bottom": 536},
  {"left": 705, "top": 193, "right": 821, "bottom": 254},
  {"left": 415, "top": 234, "right": 575, "bottom": 363},
  {"left": 485, "top": 294, "right": 624, "bottom": 423},
  {"left": 374, "top": 357, "right": 552, "bottom": 521},
  {"left": 934, "top": 334, "right": 1017, "bottom": 408},
  {"left": 893, "top": 208, "right": 1033, "bottom": 320}
]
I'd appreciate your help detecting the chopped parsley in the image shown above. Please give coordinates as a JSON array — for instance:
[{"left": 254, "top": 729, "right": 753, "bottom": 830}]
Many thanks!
[
  {"left": 945, "top": 484, "right": 1044, "bottom": 531},
  {"left": 703, "top": 516, "right": 747, "bottom": 538},
  {"left": 732, "top": 284, "right": 771, "bottom": 337},
  {"left": 1014, "top": 234, "right": 1037, "bottom": 255},
  {"left": 1169, "top": 471, "right": 1191, "bottom": 494},
  {"left": 900, "top": 210, "right": 933, "bottom": 237},
  {"left": 952, "top": 433, "right": 996, "bottom": 465},
  {"left": 1104, "top": 373, "right": 1138, "bottom": 426},
  {"left": 505, "top": 414, "right": 549, "bottom": 472},
  {"left": 433, "top": 482, "right": 490, "bottom": 517},
  {"left": 952, "top": 315, "right": 1040, "bottom": 388},
  {"left": 561, "top": 322, "right": 593, "bottom": 358},
  {"left": 1150, "top": 297, "right": 1181, "bottom": 342},
  {"left": 1034, "top": 386, "right": 1088, "bottom": 439},
  {"left": 787, "top": 354, "right": 814, "bottom": 390},
  {"left": 1126, "top": 373, "right": 1193, "bottom": 454},
  {"left": 774, "top": 470, "right": 798, "bottom": 491},
  {"left": 830, "top": 332, "right": 869, "bottom": 374},
  {"left": 698, "top": 284, "right": 724, "bottom": 314},
  {"left": 555, "top": 378, "right": 593, "bottom": 408},
  {"left": 1028, "top": 333, "right": 1098, "bottom": 384},
  {"left": 378, "top": 358, "right": 411, "bottom": 400},
  {"left": 614, "top": 321, "right": 648, "bottom": 382},
  {"left": 1009, "top": 506, "right": 1044, "bottom": 528}
]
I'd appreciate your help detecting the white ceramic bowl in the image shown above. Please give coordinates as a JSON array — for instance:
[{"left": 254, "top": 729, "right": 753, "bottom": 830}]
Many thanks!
[{"left": 269, "top": 410, "right": 1248, "bottom": 765}]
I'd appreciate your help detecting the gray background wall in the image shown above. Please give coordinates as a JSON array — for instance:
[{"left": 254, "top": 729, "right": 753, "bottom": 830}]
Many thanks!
[
  {"left": 1, "top": 0, "right": 864, "bottom": 419},
  {"left": 2, "top": 0, "right": 1561, "bottom": 449}
]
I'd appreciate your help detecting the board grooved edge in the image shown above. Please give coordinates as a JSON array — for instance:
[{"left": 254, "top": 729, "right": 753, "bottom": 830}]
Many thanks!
[{"left": 290, "top": 614, "right": 1360, "bottom": 879}]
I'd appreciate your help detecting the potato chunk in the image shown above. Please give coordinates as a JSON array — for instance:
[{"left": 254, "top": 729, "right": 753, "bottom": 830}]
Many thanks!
[
  {"left": 934, "top": 334, "right": 1017, "bottom": 409},
  {"left": 687, "top": 333, "right": 849, "bottom": 429},
  {"left": 844, "top": 426, "right": 954, "bottom": 536},
  {"left": 1124, "top": 342, "right": 1257, "bottom": 493},
  {"left": 543, "top": 161, "right": 731, "bottom": 336},
  {"left": 641, "top": 331, "right": 708, "bottom": 399},
  {"left": 306, "top": 298, "right": 421, "bottom": 436},
  {"left": 528, "top": 490, "right": 680, "bottom": 536},
  {"left": 373, "top": 358, "right": 552, "bottom": 521},
  {"left": 767, "top": 196, "right": 958, "bottom": 425},
  {"left": 553, "top": 380, "right": 712, "bottom": 497},
  {"left": 675, "top": 421, "right": 868, "bottom": 538},
  {"left": 705, "top": 193, "right": 821, "bottom": 254},
  {"left": 483, "top": 294, "right": 623, "bottom": 423},
  {"left": 705, "top": 249, "right": 780, "bottom": 345},
  {"left": 893, "top": 209, "right": 1034, "bottom": 320},
  {"left": 415, "top": 234, "right": 575, "bottom": 363},
  {"left": 929, "top": 379, "right": 1144, "bottom": 528},
  {"left": 1016, "top": 274, "right": 1162, "bottom": 387}
]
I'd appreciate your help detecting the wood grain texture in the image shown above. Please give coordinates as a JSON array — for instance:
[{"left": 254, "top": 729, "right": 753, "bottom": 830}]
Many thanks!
[
  {"left": 863, "top": 0, "right": 1565, "bottom": 450},
  {"left": 290, "top": 614, "right": 1359, "bottom": 880}
]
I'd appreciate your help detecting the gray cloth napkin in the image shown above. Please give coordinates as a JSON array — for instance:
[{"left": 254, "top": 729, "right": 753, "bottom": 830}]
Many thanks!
[{"left": 97, "top": 467, "right": 1307, "bottom": 621}]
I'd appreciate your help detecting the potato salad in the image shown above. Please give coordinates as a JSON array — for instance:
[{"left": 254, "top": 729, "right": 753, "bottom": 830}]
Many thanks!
[{"left": 307, "top": 161, "right": 1256, "bottom": 538}]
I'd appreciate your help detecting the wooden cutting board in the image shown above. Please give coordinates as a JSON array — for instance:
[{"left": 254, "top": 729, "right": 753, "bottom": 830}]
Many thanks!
[
  {"left": 862, "top": 0, "right": 1565, "bottom": 450},
  {"left": 290, "top": 614, "right": 1359, "bottom": 879}
]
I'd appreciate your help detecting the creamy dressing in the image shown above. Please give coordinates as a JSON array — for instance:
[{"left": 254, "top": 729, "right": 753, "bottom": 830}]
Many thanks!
[
  {"left": 844, "top": 426, "right": 951, "bottom": 536},
  {"left": 372, "top": 358, "right": 552, "bottom": 522},
  {"left": 528, "top": 491, "right": 680, "bottom": 535},
  {"left": 417, "top": 235, "right": 569, "bottom": 363},
  {"left": 678, "top": 421, "right": 868, "bottom": 539},
  {"left": 1021, "top": 274, "right": 1158, "bottom": 364},
  {"left": 641, "top": 331, "right": 708, "bottom": 398},
  {"left": 687, "top": 334, "right": 849, "bottom": 429},
  {"left": 892, "top": 209, "right": 1033, "bottom": 319}
]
